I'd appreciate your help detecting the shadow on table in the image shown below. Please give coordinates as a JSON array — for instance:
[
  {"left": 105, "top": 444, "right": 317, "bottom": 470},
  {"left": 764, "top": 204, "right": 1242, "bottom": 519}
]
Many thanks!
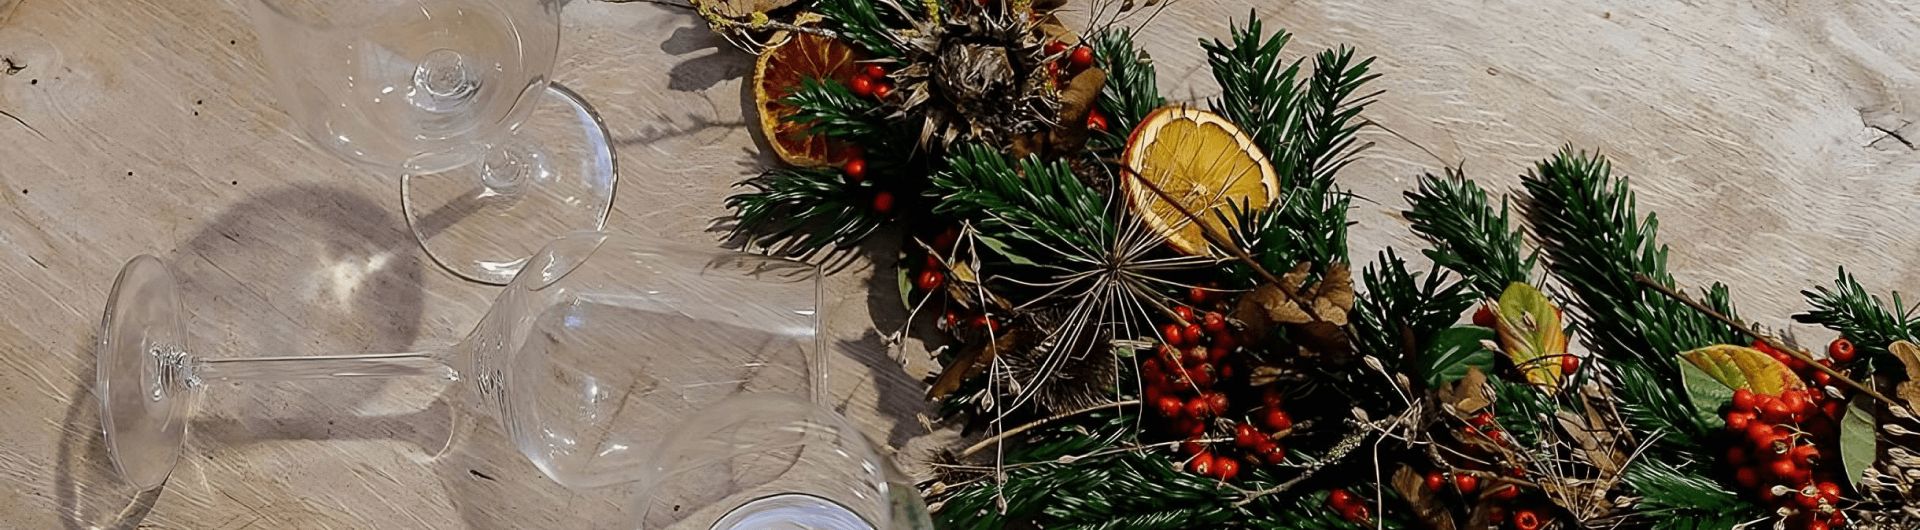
[{"left": 51, "top": 184, "right": 438, "bottom": 528}]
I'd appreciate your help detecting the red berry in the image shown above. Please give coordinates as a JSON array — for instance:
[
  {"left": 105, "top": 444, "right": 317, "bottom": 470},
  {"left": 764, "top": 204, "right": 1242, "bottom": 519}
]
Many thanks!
[
  {"left": 1426, "top": 471, "right": 1446, "bottom": 492},
  {"left": 1260, "top": 443, "right": 1287, "bottom": 465},
  {"left": 1069, "top": 46, "right": 1094, "bottom": 69},
  {"left": 1188, "top": 286, "right": 1209, "bottom": 304},
  {"left": 1327, "top": 489, "right": 1356, "bottom": 510},
  {"left": 1828, "top": 337, "right": 1856, "bottom": 364},
  {"left": 1044, "top": 40, "right": 1068, "bottom": 56},
  {"left": 1813, "top": 369, "right": 1833, "bottom": 387},
  {"left": 1207, "top": 346, "right": 1228, "bottom": 364},
  {"left": 1470, "top": 411, "right": 1495, "bottom": 427},
  {"left": 1180, "top": 437, "right": 1204, "bottom": 456},
  {"left": 1733, "top": 388, "right": 1757, "bottom": 412},
  {"left": 873, "top": 82, "right": 893, "bottom": 99},
  {"left": 1734, "top": 467, "right": 1760, "bottom": 489},
  {"left": 1472, "top": 304, "right": 1497, "bottom": 327},
  {"left": 1205, "top": 393, "right": 1229, "bottom": 415},
  {"left": 1203, "top": 312, "right": 1227, "bottom": 333},
  {"left": 1340, "top": 504, "right": 1370, "bottom": 524},
  {"left": 1186, "top": 397, "right": 1212, "bottom": 418},
  {"left": 1455, "top": 474, "right": 1480, "bottom": 493},
  {"left": 1807, "top": 521, "right": 1830, "bottom": 530},
  {"left": 1155, "top": 396, "right": 1182, "bottom": 418},
  {"left": 1183, "top": 345, "right": 1209, "bottom": 366},
  {"left": 1761, "top": 399, "right": 1793, "bottom": 424},
  {"left": 1162, "top": 324, "right": 1185, "bottom": 347},
  {"left": 1184, "top": 324, "right": 1205, "bottom": 345},
  {"left": 914, "top": 269, "right": 943, "bottom": 291},
  {"left": 1783, "top": 391, "right": 1810, "bottom": 417},
  {"left": 1726, "top": 411, "right": 1754, "bottom": 431},
  {"left": 1174, "top": 306, "right": 1194, "bottom": 322},
  {"left": 931, "top": 228, "right": 958, "bottom": 252},
  {"left": 843, "top": 158, "right": 867, "bottom": 181},
  {"left": 1211, "top": 332, "right": 1236, "bottom": 352},
  {"left": 1263, "top": 387, "right": 1284, "bottom": 408},
  {"left": 1512, "top": 509, "right": 1543, "bottom": 530},
  {"left": 1769, "top": 459, "right": 1806, "bottom": 482},
  {"left": 1263, "top": 409, "right": 1293, "bottom": 431},
  {"left": 863, "top": 65, "right": 886, "bottom": 79},
  {"left": 1212, "top": 458, "right": 1239, "bottom": 481},
  {"left": 848, "top": 75, "right": 874, "bottom": 97},
  {"left": 1234, "top": 423, "right": 1261, "bottom": 448},
  {"left": 871, "top": 191, "right": 894, "bottom": 214},
  {"left": 1187, "top": 452, "right": 1214, "bottom": 475},
  {"left": 1790, "top": 445, "right": 1822, "bottom": 468},
  {"left": 1087, "top": 110, "right": 1108, "bottom": 131},
  {"left": 1561, "top": 354, "right": 1581, "bottom": 375}
]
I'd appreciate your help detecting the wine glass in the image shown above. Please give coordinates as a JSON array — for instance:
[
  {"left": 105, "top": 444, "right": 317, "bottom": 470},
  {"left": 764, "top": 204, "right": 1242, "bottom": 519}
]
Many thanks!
[
  {"left": 251, "top": 0, "right": 617, "bottom": 284},
  {"left": 97, "top": 231, "right": 930, "bottom": 528}
]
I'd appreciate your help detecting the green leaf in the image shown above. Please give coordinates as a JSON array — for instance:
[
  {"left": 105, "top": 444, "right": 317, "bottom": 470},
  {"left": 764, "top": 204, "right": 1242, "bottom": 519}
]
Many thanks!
[
  {"left": 974, "top": 234, "right": 1039, "bottom": 267},
  {"left": 1679, "top": 361, "right": 1733, "bottom": 428},
  {"left": 1419, "top": 326, "right": 1496, "bottom": 388},
  {"left": 1839, "top": 393, "right": 1877, "bottom": 490},
  {"left": 897, "top": 266, "right": 913, "bottom": 310}
]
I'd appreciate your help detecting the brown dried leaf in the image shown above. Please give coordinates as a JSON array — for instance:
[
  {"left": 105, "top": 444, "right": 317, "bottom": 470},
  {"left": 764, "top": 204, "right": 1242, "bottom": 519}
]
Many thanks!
[
  {"left": 1892, "top": 341, "right": 1920, "bottom": 412},
  {"left": 1233, "top": 262, "right": 1354, "bottom": 357},
  {"left": 1247, "top": 364, "right": 1286, "bottom": 386},
  {"left": 1050, "top": 68, "right": 1106, "bottom": 154},
  {"left": 1442, "top": 367, "right": 1494, "bottom": 414},
  {"left": 1392, "top": 465, "right": 1459, "bottom": 530},
  {"left": 927, "top": 327, "right": 1029, "bottom": 400}
]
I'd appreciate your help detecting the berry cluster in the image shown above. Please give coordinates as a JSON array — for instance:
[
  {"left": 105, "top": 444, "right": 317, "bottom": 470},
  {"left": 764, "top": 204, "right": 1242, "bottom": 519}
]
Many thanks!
[
  {"left": 846, "top": 64, "right": 894, "bottom": 100},
  {"left": 1141, "top": 295, "right": 1290, "bottom": 482},
  {"left": 1723, "top": 339, "right": 1859, "bottom": 530},
  {"left": 1324, "top": 489, "right": 1371, "bottom": 524}
]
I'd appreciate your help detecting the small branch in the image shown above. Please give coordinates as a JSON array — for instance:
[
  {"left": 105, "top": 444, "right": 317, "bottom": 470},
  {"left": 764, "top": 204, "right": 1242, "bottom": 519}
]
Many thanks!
[
  {"left": 1634, "top": 273, "right": 1898, "bottom": 407},
  {"left": 1, "top": 108, "right": 44, "bottom": 139},
  {"left": 958, "top": 399, "right": 1140, "bottom": 459}
]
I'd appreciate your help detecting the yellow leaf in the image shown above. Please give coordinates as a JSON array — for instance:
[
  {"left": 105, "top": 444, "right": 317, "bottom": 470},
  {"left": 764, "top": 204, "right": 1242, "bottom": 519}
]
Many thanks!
[
  {"left": 1492, "top": 282, "right": 1570, "bottom": 391},
  {"left": 1680, "top": 344, "right": 1807, "bottom": 396}
]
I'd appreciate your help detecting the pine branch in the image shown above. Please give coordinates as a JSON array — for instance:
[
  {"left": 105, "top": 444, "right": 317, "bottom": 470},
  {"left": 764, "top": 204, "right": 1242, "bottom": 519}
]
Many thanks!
[
  {"left": 1793, "top": 266, "right": 1919, "bottom": 376},
  {"left": 1224, "top": 187, "right": 1352, "bottom": 289},
  {"left": 783, "top": 76, "right": 889, "bottom": 145},
  {"left": 1518, "top": 147, "right": 1744, "bottom": 454},
  {"left": 1089, "top": 26, "right": 1164, "bottom": 149},
  {"left": 813, "top": 0, "right": 907, "bottom": 57},
  {"left": 1403, "top": 170, "right": 1537, "bottom": 299},
  {"left": 1202, "top": 12, "right": 1378, "bottom": 194},
  {"left": 724, "top": 167, "right": 884, "bottom": 258},
  {"left": 928, "top": 144, "right": 1113, "bottom": 259},
  {"left": 1352, "top": 249, "right": 1478, "bottom": 373},
  {"left": 1620, "top": 459, "right": 1764, "bottom": 530}
]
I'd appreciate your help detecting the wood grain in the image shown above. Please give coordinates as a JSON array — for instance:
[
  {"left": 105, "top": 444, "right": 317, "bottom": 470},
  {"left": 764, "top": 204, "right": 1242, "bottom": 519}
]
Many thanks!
[{"left": 2, "top": 0, "right": 1919, "bottom": 527}]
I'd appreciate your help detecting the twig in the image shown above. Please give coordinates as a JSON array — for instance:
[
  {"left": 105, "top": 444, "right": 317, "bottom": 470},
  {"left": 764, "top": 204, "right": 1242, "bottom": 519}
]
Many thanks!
[
  {"left": 1633, "top": 273, "right": 1898, "bottom": 407},
  {"left": 1, "top": 108, "right": 44, "bottom": 139},
  {"left": 959, "top": 399, "right": 1139, "bottom": 458}
]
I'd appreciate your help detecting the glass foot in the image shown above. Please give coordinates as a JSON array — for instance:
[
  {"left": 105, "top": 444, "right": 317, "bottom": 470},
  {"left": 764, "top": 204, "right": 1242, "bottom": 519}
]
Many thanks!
[
  {"left": 96, "top": 255, "right": 192, "bottom": 491},
  {"left": 403, "top": 82, "right": 618, "bottom": 285}
]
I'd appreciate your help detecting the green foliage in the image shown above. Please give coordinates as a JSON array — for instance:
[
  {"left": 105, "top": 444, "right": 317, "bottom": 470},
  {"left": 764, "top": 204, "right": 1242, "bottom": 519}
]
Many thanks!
[
  {"left": 1403, "top": 170, "right": 1537, "bottom": 299},
  {"left": 1202, "top": 13, "right": 1378, "bottom": 195},
  {"left": 1223, "top": 186, "right": 1352, "bottom": 289},
  {"left": 1418, "top": 326, "right": 1497, "bottom": 388},
  {"left": 1793, "top": 266, "right": 1919, "bottom": 375},
  {"left": 724, "top": 167, "right": 885, "bottom": 258},
  {"left": 1351, "top": 249, "right": 1479, "bottom": 373},
  {"left": 782, "top": 76, "right": 889, "bottom": 146},
  {"left": 1519, "top": 147, "right": 1744, "bottom": 456},
  {"left": 928, "top": 144, "right": 1113, "bottom": 261},
  {"left": 813, "top": 0, "right": 907, "bottom": 57},
  {"left": 1089, "top": 27, "right": 1164, "bottom": 149},
  {"left": 1621, "top": 459, "right": 1763, "bottom": 530}
]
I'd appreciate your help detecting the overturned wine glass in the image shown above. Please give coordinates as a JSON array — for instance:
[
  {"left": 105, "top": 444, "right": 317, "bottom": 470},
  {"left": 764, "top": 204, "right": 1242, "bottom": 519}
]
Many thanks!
[{"left": 96, "top": 231, "right": 931, "bottom": 528}]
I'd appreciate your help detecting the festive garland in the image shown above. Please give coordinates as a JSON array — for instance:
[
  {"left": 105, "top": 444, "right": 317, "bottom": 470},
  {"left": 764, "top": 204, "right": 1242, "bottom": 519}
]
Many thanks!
[{"left": 686, "top": 0, "right": 1920, "bottom": 528}]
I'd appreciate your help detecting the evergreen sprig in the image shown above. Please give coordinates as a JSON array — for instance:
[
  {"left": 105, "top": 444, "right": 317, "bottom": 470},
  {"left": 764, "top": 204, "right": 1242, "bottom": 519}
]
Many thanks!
[
  {"left": 1403, "top": 170, "right": 1537, "bottom": 298},
  {"left": 1621, "top": 458, "right": 1765, "bottom": 530},
  {"left": 813, "top": 0, "right": 907, "bottom": 57},
  {"left": 1202, "top": 13, "right": 1378, "bottom": 195},
  {"left": 725, "top": 167, "right": 886, "bottom": 258},
  {"left": 783, "top": 76, "right": 889, "bottom": 146},
  {"left": 928, "top": 144, "right": 1113, "bottom": 260},
  {"left": 1351, "top": 249, "right": 1478, "bottom": 372},
  {"left": 1519, "top": 148, "right": 1743, "bottom": 453},
  {"left": 1224, "top": 187, "right": 1352, "bottom": 289},
  {"left": 1793, "top": 266, "right": 1919, "bottom": 375},
  {"left": 1090, "top": 26, "right": 1164, "bottom": 149}
]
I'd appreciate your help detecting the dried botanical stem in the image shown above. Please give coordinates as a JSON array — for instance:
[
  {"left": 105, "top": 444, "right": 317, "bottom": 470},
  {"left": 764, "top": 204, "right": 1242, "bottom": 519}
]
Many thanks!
[
  {"left": 1632, "top": 274, "right": 1898, "bottom": 407},
  {"left": 958, "top": 399, "right": 1141, "bottom": 458}
]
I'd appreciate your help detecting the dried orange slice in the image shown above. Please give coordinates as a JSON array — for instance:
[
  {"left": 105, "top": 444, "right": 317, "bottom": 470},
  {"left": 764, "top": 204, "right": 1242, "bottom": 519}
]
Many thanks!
[
  {"left": 753, "top": 32, "right": 866, "bottom": 167},
  {"left": 1121, "top": 105, "right": 1280, "bottom": 256}
]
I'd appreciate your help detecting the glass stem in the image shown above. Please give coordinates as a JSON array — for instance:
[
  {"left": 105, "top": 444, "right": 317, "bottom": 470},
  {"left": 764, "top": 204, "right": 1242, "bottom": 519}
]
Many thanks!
[{"left": 187, "top": 350, "right": 458, "bottom": 386}]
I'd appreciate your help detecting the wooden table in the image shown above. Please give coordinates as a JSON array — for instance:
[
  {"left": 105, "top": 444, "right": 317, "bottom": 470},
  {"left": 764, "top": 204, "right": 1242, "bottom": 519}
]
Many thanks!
[{"left": 3, "top": 0, "right": 1918, "bottom": 527}]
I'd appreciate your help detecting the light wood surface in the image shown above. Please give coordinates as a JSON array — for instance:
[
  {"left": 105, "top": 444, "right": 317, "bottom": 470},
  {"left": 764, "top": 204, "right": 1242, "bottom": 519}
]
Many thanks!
[{"left": 4, "top": 0, "right": 1920, "bottom": 527}]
